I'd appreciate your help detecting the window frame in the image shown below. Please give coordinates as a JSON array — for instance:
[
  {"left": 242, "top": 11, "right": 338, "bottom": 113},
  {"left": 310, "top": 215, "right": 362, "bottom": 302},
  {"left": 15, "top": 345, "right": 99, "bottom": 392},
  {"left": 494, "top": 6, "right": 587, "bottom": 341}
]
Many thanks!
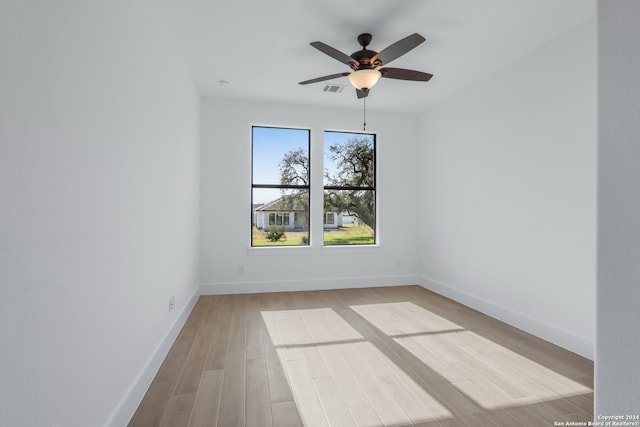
[
  {"left": 251, "top": 126, "right": 311, "bottom": 247},
  {"left": 323, "top": 130, "right": 377, "bottom": 246}
]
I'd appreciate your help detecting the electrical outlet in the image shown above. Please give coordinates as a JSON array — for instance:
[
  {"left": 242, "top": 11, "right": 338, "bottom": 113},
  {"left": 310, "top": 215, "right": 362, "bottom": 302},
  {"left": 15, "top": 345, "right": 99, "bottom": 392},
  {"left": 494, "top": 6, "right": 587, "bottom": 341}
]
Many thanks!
[{"left": 169, "top": 296, "right": 175, "bottom": 312}]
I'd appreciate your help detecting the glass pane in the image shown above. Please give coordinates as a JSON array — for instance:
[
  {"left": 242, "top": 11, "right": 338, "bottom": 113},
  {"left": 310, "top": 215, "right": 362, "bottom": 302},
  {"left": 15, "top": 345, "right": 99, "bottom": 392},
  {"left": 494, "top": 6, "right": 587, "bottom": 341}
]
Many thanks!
[
  {"left": 252, "top": 188, "right": 309, "bottom": 246},
  {"left": 253, "top": 127, "right": 310, "bottom": 185},
  {"left": 324, "top": 131, "right": 374, "bottom": 188},
  {"left": 323, "top": 189, "right": 375, "bottom": 245}
]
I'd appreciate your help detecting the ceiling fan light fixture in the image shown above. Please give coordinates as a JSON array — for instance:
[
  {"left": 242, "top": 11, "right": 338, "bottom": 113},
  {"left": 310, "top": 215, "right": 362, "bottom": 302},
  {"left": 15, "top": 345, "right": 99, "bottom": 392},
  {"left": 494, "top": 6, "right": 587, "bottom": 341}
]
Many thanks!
[{"left": 348, "top": 69, "right": 382, "bottom": 90}]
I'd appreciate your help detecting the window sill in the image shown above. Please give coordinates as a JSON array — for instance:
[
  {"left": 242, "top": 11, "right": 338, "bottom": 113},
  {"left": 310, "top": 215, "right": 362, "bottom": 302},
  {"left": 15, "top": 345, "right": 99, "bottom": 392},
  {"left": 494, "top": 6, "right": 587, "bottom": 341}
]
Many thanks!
[
  {"left": 246, "top": 244, "right": 380, "bottom": 256},
  {"left": 321, "top": 244, "right": 381, "bottom": 255},
  {"left": 247, "top": 246, "right": 314, "bottom": 256}
]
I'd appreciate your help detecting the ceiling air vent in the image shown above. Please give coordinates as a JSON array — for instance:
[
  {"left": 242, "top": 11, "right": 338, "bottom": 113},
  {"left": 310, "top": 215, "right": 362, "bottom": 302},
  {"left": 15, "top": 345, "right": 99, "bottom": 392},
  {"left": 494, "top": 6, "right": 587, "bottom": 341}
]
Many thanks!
[{"left": 322, "top": 84, "right": 345, "bottom": 94}]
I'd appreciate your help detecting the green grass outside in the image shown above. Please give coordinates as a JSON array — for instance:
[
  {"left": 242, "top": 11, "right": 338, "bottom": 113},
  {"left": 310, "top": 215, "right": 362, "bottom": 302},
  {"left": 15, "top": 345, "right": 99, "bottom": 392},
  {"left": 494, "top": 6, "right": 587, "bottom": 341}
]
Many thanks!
[
  {"left": 252, "top": 224, "right": 374, "bottom": 246},
  {"left": 323, "top": 224, "right": 375, "bottom": 245},
  {"left": 252, "top": 228, "right": 309, "bottom": 246}
]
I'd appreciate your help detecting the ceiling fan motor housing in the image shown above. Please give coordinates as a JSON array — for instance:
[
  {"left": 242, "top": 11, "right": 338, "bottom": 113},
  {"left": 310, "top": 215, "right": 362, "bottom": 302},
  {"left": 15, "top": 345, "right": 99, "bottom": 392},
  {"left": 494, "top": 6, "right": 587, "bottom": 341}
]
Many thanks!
[
  {"left": 351, "top": 33, "right": 380, "bottom": 69},
  {"left": 351, "top": 49, "right": 379, "bottom": 69}
]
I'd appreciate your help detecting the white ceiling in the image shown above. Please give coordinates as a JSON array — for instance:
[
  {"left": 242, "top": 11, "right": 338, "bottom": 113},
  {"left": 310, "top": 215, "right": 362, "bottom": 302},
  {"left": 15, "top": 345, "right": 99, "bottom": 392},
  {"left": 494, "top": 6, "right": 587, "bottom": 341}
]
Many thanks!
[{"left": 166, "top": 0, "right": 594, "bottom": 114}]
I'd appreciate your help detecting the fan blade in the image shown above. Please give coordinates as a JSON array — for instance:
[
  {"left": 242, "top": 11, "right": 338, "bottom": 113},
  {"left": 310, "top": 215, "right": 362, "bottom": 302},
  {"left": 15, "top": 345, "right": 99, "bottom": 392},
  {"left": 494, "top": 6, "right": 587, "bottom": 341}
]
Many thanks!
[
  {"left": 310, "top": 41, "right": 359, "bottom": 67},
  {"left": 370, "top": 33, "right": 426, "bottom": 66},
  {"left": 380, "top": 67, "right": 433, "bottom": 81},
  {"left": 356, "top": 88, "right": 369, "bottom": 99},
  {"left": 299, "top": 72, "right": 350, "bottom": 85}
]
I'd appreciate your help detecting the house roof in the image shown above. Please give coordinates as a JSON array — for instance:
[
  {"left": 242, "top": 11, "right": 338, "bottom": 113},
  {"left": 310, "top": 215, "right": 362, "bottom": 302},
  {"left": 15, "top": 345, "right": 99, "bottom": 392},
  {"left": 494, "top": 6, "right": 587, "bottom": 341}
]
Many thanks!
[{"left": 255, "top": 195, "right": 309, "bottom": 212}]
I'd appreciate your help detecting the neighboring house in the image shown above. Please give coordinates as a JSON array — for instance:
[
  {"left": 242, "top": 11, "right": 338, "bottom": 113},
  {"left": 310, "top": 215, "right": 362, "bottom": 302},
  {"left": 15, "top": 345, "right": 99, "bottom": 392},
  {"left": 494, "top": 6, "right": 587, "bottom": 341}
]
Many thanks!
[
  {"left": 254, "top": 196, "right": 343, "bottom": 230},
  {"left": 322, "top": 211, "right": 345, "bottom": 229},
  {"left": 254, "top": 196, "right": 308, "bottom": 231},
  {"left": 341, "top": 214, "right": 354, "bottom": 226}
]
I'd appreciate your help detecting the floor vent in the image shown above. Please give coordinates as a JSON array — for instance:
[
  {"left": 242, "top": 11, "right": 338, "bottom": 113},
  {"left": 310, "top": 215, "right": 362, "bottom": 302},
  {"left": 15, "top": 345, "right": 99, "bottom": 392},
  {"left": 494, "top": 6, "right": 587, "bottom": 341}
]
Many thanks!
[{"left": 322, "top": 84, "right": 345, "bottom": 93}]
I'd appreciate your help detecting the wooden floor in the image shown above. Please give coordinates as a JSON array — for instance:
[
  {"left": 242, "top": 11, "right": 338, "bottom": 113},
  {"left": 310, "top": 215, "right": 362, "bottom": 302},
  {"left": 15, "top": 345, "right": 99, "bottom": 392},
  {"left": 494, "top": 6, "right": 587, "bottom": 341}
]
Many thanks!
[{"left": 129, "top": 286, "right": 594, "bottom": 427}]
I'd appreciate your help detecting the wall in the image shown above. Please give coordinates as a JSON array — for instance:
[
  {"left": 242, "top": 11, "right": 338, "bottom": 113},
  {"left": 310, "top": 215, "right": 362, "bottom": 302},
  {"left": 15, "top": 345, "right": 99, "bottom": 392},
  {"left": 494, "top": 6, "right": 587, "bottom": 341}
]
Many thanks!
[
  {"left": 0, "top": 1, "right": 199, "bottom": 426},
  {"left": 596, "top": 0, "right": 640, "bottom": 416},
  {"left": 200, "top": 98, "right": 420, "bottom": 293},
  {"left": 417, "top": 19, "right": 597, "bottom": 359}
]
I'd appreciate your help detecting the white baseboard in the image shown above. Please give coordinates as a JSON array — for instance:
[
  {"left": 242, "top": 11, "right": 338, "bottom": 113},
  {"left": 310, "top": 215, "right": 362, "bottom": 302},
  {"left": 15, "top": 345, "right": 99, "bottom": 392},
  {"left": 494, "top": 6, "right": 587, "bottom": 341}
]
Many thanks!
[
  {"left": 418, "top": 275, "right": 594, "bottom": 360},
  {"left": 104, "top": 287, "right": 200, "bottom": 427},
  {"left": 199, "top": 274, "right": 420, "bottom": 295}
]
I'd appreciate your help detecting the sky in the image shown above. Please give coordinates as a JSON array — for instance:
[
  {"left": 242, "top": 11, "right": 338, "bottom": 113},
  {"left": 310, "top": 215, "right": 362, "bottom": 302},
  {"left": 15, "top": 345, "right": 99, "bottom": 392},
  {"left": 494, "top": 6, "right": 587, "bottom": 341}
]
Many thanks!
[
  {"left": 252, "top": 126, "right": 309, "bottom": 204},
  {"left": 252, "top": 126, "right": 373, "bottom": 204},
  {"left": 252, "top": 126, "right": 308, "bottom": 185}
]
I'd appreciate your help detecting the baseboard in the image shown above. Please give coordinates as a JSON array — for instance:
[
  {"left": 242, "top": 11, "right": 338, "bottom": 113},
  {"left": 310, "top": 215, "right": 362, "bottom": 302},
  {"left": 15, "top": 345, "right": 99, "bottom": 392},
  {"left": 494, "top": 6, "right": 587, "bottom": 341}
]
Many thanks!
[
  {"left": 104, "top": 287, "right": 200, "bottom": 427},
  {"left": 418, "top": 275, "right": 594, "bottom": 360},
  {"left": 199, "top": 274, "right": 420, "bottom": 295}
]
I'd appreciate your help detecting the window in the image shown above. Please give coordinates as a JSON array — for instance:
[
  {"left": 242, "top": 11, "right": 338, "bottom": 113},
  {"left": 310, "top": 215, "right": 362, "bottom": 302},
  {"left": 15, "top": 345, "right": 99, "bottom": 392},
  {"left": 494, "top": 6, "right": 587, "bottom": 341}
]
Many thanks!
[
  {"left": 323, "top": 131, "right": 376, "bottom": 245},
  {"left": 324, "top": 212, "right": 335, "bottom": 225},
  {"left": 268, "top": 213, "right": 290, "bottom": 226},
  {"left": 252, "top": 126, "right": 310, "bottom": 246}
]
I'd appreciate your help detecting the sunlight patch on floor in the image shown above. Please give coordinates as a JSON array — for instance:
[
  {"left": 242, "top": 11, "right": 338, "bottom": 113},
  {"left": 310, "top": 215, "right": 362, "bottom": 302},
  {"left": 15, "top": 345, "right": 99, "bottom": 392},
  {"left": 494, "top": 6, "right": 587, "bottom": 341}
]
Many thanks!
[
  {"left": 349, "top": 301, "right": 464, "bottom": 336},
  {"left": 262, "top": 307, "right": 363, "bottom": 347},
  {"left": 351, "top": 302, "right": 593, "bottom": 410},
  {"left": 261, "top": 307, "right": 452, "bottom": 426}
]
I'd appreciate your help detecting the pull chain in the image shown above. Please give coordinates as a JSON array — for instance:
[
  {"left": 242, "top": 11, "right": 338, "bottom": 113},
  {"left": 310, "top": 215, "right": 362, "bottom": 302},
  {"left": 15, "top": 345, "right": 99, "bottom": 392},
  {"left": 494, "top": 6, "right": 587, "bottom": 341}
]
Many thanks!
[{"left": 363, "top": 96, "right": 367, "bottom": 131}]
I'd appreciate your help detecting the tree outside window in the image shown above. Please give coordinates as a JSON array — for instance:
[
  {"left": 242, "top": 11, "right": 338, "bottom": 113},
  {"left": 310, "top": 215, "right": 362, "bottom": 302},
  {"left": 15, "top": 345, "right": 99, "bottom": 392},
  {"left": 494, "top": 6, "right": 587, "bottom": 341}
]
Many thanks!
[{"left": 323, "top": 131, "right": 376, "bottom": 245}]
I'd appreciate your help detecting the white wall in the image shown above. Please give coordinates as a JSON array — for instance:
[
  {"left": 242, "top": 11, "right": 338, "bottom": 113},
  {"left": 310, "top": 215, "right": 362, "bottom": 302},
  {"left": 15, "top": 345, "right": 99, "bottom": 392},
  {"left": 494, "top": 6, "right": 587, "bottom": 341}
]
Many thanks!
[
  {"left": 199, "top": 98, "right": 420, "bottom": 293},
  {"left": 417, "top": 18, "right": 597, "bottom": 358},
  {"left": 0, "top": 1, "right": 199, "bottom": 426},
  {"left": 596, "top": 0, "right": 640, "bottom": 415}
]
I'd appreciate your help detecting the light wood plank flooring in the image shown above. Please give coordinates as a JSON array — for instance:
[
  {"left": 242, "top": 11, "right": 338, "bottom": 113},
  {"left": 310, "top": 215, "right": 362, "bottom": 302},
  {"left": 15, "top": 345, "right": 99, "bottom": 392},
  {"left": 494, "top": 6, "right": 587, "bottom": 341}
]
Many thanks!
[{"left": 129, "top": 286, "right": 594, "bottom": 426}]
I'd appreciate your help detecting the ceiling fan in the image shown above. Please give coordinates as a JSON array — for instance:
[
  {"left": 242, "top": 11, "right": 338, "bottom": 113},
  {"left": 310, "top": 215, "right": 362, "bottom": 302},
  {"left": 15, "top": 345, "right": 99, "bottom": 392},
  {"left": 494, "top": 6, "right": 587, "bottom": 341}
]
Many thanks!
[{"left": 299, "top": 33, "right": 433, "bottom": 98}]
